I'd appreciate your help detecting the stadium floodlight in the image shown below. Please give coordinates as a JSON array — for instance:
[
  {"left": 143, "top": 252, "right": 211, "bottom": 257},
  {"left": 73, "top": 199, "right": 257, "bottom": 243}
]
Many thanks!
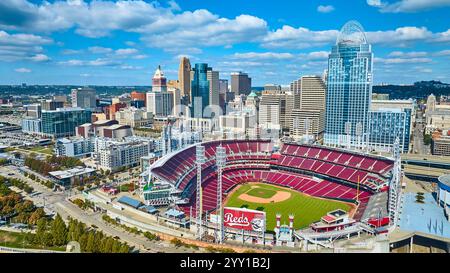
[
  {"left": 215, "top": 145, "right": 226, "bottom": 243},
  {"left": 195, "top": 145, "right": 206, "bottom": 240}
]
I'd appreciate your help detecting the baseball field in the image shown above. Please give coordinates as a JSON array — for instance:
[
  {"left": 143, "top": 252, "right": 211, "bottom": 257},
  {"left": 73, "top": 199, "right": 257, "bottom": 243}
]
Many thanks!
[{"left": 224, "top": 182, "right": 353, "bottom": 231}]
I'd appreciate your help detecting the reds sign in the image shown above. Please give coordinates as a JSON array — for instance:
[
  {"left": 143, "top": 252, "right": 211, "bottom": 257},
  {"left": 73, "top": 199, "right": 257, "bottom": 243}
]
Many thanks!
[{"left": 223, "top": 207, "right": 265, "bottom": 232}]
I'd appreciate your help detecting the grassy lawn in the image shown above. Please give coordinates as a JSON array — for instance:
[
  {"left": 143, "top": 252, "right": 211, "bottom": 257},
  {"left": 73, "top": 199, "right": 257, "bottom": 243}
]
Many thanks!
[
  {"left": 225, "top": 183, "right": 352, "bottom": 231},
  {"left": 246, "top": 187, "right": 277, "bottom": 198},
  {"left": 0, "top": 229, "right": 65, "bottom": 251},
  {"left": 27, "top": 145, "right": 54, "bottom": 155}
]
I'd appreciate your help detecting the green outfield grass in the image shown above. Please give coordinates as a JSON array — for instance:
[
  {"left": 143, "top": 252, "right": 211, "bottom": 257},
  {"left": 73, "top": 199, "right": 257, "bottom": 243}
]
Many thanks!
[{"left": 225, "top": 183, "right": 353, "bottom": 231}]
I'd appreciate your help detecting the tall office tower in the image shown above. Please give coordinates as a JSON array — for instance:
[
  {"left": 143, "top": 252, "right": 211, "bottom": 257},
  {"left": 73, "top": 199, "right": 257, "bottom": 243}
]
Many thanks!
[
  {"left": 299, "top": 76, "right": 326, "bottom": 110},
  {"left": 324, "top": 21, "right": 373, "bottom": 148},
  {"left": 71, "top": 87, "right": 96, "bottom": 110},
  {"left": 230, "top": 72, "right": 252, "bottom": 95},
  {"left": 207, "top": 68, "right": 220, "bottom": 111},
  {"left": 178, "top": 57, "right": 192, "bottom": 102},
  {"left": 259, "top": 90, "right": 285, "bottom": 130},
  {"left": 290, "top": 76, "right": 327, "bottom": 139},
  {"left": 168, "top": 87, "right": 181, "bottom": 114},
  {"left": 219, "top": 79, "right": 228, "bottom": 111},
  {"left": 147, "top": 65, "right": 173, "bottom": 117},
  {"left": 284, "top": 92, "right": 295, "bottom": 131},
  {"left": 190, "top": 63, "right": 210, "bottom": 118},
  {"left": 219, "top": 79, "right": 228, "bottom": 94},
  {"left": 290, "top": 78, "right": 301, "bottom": 109},
  {"left": 151, "top": 65, "right": 167, "bottom": 92}
]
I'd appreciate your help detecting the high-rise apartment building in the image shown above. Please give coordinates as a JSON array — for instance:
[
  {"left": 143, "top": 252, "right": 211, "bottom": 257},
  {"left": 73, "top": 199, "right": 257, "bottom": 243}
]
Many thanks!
[
  {"left": 231, "top": 72, "right": 252, "bottom": 95},
  {"left": 324, "top": 21, "right": 373, "bottom": 148},
  {"left": 71, "top": 87, "right": 97, "bottom": 110},
  {"left": 178, "top": 57, "right": 192, "bottom": 102}
]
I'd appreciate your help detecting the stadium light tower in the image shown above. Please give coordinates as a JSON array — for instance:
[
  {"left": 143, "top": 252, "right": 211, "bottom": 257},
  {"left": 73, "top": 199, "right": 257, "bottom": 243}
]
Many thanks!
[
  {"left": 195, "top": 145, "right": 206, "bottom": 240},
  {"left": 389, "top": 138, "right": 402, "bottom": 228},
  {"left": 215, "top": 145, "right": 226, "bottom": 243},
  {"left": 161, "top": 126, "right": 166, "bottom": 156}
]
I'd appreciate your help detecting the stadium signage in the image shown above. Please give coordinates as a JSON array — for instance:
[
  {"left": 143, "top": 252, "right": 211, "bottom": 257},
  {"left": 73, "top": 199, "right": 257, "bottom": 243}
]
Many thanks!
[{"left": 223, "top": 207, "right": 265, "bottom": 232}]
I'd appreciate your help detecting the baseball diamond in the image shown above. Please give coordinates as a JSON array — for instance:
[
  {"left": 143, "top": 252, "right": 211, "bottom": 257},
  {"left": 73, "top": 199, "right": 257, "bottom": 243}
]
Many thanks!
[{"left": 224, "top": 183, "right": 354, "bottom": 231}]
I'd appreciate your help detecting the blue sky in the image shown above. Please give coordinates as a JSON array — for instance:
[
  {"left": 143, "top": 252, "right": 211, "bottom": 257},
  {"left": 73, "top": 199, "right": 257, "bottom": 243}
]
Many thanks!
[{"left": 0, "top": 0, "right": 449, "bottom": 86}]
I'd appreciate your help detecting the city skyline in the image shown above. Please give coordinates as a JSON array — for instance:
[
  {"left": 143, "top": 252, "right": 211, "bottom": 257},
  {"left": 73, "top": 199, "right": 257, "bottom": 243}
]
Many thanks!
[{"left": 0, "top": 0, "right": 449, "bottom": 86}]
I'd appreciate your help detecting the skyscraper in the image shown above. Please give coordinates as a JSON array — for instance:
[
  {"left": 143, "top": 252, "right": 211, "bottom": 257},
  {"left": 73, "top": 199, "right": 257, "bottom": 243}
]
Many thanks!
[
  {"left": 190, "top": 63, "right": 210, "bottom": 118},
  {"left": 71, "top": 87, "right": 96, "bottom": 110},
  {"left": 290, "top": 75, "right": 327, "bottom": 139},
  {"left": 207, "top": 68, "right": 220, "bottom": 109},
  {"left": 324, "top": 21, "right": 373, "bottom": 148},
  {"left": 230, "top": 72, "right": 251, "bottom": 96},
  {"left": 259, "top": 90, "right": 285, "bottom": 130},
  {"left": 178, "top": 57, "right": 192, "bottom": 102},
  {"left": 147, "top": 65, "right": 173, "bottom": 117}
]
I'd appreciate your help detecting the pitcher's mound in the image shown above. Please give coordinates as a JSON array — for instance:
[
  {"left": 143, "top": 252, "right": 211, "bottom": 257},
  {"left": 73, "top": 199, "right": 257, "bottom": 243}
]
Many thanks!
[{"left": 238, "top": 186, "right": 291, "bottom": 203}]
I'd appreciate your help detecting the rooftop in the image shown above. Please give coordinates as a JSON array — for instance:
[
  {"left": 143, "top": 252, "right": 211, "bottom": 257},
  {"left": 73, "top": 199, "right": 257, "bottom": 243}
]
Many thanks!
[
  {"left": 49, "top": 166, "right": 95, "bottom": 179},
  {"left": 337, "top": 20, "right": 367, "bottom": 45},
  {"left": 117, "top": 195, "right": 143, "bottom": 209},
  {"left": 399, "top": 193, "right": 450, "bottom": 238}
]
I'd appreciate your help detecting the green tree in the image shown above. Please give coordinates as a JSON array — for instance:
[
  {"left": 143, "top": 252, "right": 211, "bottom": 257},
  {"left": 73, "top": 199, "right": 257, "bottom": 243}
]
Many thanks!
[
  {"left": 35, "top": 218, "right": 48, "bottom": 246},
  {"left": 85, "top": 232, "right": 95, "bottom": 253},
  {"left": 51, "top": 214, "right": 68, "bottom": 246}
]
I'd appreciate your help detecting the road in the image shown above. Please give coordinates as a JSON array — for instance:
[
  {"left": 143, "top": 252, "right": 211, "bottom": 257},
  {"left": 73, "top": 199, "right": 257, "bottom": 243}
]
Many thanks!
[
  {"left": 411, "top": 111, "right": 430, "bottom": 155},
  {"left": 0, "top": 165, "right": 195, "bottom": 253}
]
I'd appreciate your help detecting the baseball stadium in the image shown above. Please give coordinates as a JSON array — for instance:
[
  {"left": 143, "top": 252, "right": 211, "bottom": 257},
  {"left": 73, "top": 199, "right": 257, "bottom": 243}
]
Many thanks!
[{"left": 143, "top": 139, "right": 401, "bottom": 245}]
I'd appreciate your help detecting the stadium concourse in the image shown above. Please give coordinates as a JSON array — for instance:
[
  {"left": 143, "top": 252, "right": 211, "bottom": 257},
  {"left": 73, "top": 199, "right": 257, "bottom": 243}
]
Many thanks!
[{"left": 144, "top": 139, "right": 396, "bottom": 245}]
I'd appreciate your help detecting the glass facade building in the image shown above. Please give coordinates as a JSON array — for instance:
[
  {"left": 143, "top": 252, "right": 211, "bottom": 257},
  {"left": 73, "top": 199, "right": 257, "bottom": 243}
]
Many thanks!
[
  {"left": 324, "top": 21, "right": 373, "bottom": 148},
  {"left": 41, "top": 107, "right": 91, "bottom": 138},
  {"left": 368, "top": 109, "right": 411, "bottom": 153},
  {"left": 190, "top": 63, "right": 210, "bottom": 118}
]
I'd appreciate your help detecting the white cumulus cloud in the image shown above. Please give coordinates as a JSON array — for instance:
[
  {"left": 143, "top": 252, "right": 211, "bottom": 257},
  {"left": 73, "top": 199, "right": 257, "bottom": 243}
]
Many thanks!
[
  {"left": 14, "top": 67, "right": 31, "bottom": 73},
  {"left": 317, "top": 5, "right": 335, "bottom": 13}
]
